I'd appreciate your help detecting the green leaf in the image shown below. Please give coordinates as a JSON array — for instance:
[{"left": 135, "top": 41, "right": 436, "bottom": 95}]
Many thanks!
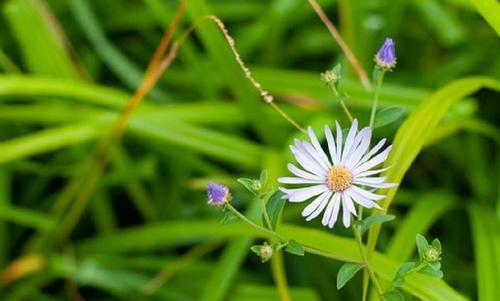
[
  {"left": 259, "top": 170, "right": 268, "bottom": 187},
  {"left": 250, "top": 245, "right": 262, "bottom": 255},
  {"left": 386, "top": 191, "right": 454, "bottom": 262},
  {"left": 416, "top": 234, "right": 430, "bottom": 261},
  {"left": 419, "top": 265, "right": 443, "bottom": 279},
  {"left": 393, "top": 262, "right": 416, "bottom": 287},
  {"left": 78, "top": 220, "right": 468, "bottom": 301},
  {"left": 468, "top": 0, "right": 500, "bottom": 35},
  {"left": 427, "top": 261, "right": 441, "bottom": 271},
  {"left": 221, "top": 211, "right": 237, "bottom": 225},
  {"left": 336, "top": 262, "right": 364, "bottom": 289},
  {"left": 366, "top": 76, "right": 500, "bottom": 265},
  {"left": 5, "top": 0, "right": 81, "bottom": 79},
  {"left": 468, "top": 204, "right": 500, "bottom": 301},
  {"left": 373, "top": 106, "right": 407, "bottom": 128},
  {"left": 285, "top": 239, "right": 304, "bottom": 256},
  {"left": 431, "top": 238, "right": 442, "bottom": 253},
  {"left": 264, "top": 191, "right": 286, "bottom": 231},
  {"left": 360, "top": 215, "right": 395, "bottom": 235},
  {"left": 237, "top": 178, "right": 255, "bottom": 193},
  {"left": 382, "top": 289, "right": 405, "bottom": 301}
]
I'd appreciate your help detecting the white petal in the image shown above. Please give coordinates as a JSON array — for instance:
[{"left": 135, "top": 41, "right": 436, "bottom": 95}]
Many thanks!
[
  {"left": 324, "top": 125, "right": 339, "bottom": 165},
  {"left": 287, "top": 163, "right": 323, "bottom": 181},
  {"left": 343, "top": 192, "right": 357, "bottom": 215},
  {"left": 355, "top": 166, "right": 391, "bottom": 178},
  {"left": 354, "top": 176, "right": 397, "bottom": 189},
  {"left": 291, "top": 144, "right": 327, "bottom": 176},
  {"left": 341, "top": 119, "right": 358, "bottom": 164},
  {"left": 354, "top": 176, "right": 387, "bottom": 184},
  {"left": 326, "top": 193, "right": 341, "bottom": 228},
  {"left": 322, "top": 193, "right": 336, "bottom": 226},
  {"left": 353, "top": 145, "right": 392, "bottom": 174},
  {"left": 278, "top": 177, "right": 324, "bottom": 184},
  {"left": 335, "top": 121, "right": 343, "bottom": 163},
  {"left": 281, "top": 185, "right": 329, "bottom": 203},
  {"left": 354, "top": 138, "right": 386, "bottom": 169},
  {"left": 341, "top": 195, "right": 352, "bottom": 228},
  {"left": 345, "top": 128, "right": 372, "bottom": 168},
  {"left": 303, "top": 191, "right": 332, "bottom": 221},
  {"left": 297, "top": 139, "right": 330, "bottom": 171},
  {"left": 345, "top": 188, "right": 381, "bottom": 209},
  {"left": 350, "top": 185, "right": 385, "bottom": 201},
  {"left": 308, "top": 127, "right": 331, "bottom": 167}
]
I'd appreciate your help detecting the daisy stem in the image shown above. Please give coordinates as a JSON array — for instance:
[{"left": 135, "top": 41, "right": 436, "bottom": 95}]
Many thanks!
[
  {"left": 354, "top": 226, "right": 383, "bottom": 298},
  {"left": 226, "top": 204, "right": 279, "bottom": 239},
  {"left": 330, "top": 85, "right": 354, "bottom": 122},
  {"left": 260, "top": 195, "right": 274, "bottom": 230},
  {"left": 369, "top": 70, "right": 385, "bottom": 129},
  {"left": 225, "top": 204, "right": 348, "bottom": 262}
]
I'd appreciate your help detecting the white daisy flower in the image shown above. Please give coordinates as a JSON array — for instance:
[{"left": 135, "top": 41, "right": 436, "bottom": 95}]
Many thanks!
[{"left": 278, "top": 119, "right": 396, "bottom": 228}]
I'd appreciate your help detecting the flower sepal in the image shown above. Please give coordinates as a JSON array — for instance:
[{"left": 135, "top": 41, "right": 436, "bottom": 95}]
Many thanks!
[{"left": 250, "top": 242, "right": 274, "bottom": 263}]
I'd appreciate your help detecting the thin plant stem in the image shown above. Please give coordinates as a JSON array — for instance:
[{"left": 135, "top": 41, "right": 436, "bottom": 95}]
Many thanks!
[
  {"left": 330, "top": 85, "right": 354, "bottom": 122},
  {"left": 260, "top": 193, "right": 274, "bottom": 230},
  {"left": 355, "top": 204, "right": 382, "bottom": 300},
  {"left": 385, "top": 262, "right": 426, "bottom": 292},
  {"left": 353, "top": 227, "right": 383, "bottom": 297},
  {"left": 26, "top": 0, "right": 190, "bottom": 251},
  {"left": 226, "top": 204, "right": 277, "bottom": 238},
  {"left": 308, "top": 0, "right": 371, "bottom": 90},
  {"left": 369, "top": 70, "right": 385, "bottom": 129},
  {"left": 269, "top": 102, "right": 306, "bottom": 133},
  {"left": 207, "top": 15, "right": 306, "bottom": 133},
  {"left": 225, "top": 204, "right": 361, "bottom": 263}
]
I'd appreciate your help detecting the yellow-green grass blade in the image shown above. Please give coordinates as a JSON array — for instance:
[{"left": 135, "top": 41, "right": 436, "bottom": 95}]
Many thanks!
[
  {"left": 468, "top": 0, "right": 500, "bottom": 35},
  {"left": 366, "top": 76, "right": 500, "bottom": 266},
  {"left": 468, "top": 204, "right": 500, "bottom": 301},
  {"left": 4, "top": 0, "right": 81, "bottom": 79},
  {"left": 78, "top": 220, "right": 468, "bottom": 301}
]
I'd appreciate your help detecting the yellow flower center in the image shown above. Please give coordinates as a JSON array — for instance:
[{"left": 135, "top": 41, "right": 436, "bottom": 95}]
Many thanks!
[{"left": 327, "top": 166, "right": 353, "bottom": 192}]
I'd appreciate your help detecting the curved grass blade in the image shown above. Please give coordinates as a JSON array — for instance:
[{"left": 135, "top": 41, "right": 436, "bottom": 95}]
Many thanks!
[
  {"left": 468, "top": 204, "right": 500, "bottom": 301},
  {"left": 77, "top": 220, "right": 468, "bottom": 301},
  {"left": 366, "top": 76, "right": 500, "bottom": 269}
]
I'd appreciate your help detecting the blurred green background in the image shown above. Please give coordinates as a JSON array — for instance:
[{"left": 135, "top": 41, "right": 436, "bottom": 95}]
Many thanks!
[{"left": 0, "top": 0, "right": 499, "bottom": 300}]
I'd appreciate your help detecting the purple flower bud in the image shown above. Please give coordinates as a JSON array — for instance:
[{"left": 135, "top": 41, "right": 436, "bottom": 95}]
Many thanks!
[
  {"left": 207, "top": 182, "right": 231, "bottom": 207},
  {"left": 375, "top": 38, "right": 396, "bottom": 71}
]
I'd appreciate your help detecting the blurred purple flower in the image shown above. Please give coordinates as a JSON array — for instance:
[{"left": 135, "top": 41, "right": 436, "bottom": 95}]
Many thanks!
[{"left": 207, "top": 182, "right": 231, "bottom": 207}]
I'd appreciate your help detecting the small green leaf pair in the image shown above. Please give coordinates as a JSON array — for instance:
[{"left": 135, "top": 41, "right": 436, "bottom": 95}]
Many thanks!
[
  {"left": 250, "top": 242, "right": 274, "bottom": 263},
  {"left": 388, "top": 234, "right": 444, "bottom": 297},
  {"left": 250, "top": 239, "right": 305, "bottom": 263},
  {"left": 237, "top": 170, "right": 269, "bottom": 196},
  {"left": 416, "top": 233, "right": 442, "bottom": 263}
]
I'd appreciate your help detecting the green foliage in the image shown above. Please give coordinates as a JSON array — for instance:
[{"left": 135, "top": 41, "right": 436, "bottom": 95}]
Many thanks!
[
  {"left": 382, "top": 289, "right": 405, "bottom": 301},
  {"left": 264, "top": 190, "right": 286, "bottom": 231},
  {"left": 336, "top": 262, "right": 364, "bottom": 289},
  {"left": 373, "top": 107, "right": 406, "bottom": 128},
  {"left": 284, "top": 239, "right": 305, "bottom": 256},
  {"left": 359, "top": 214, "right": 395, "bottom": 235},
  {"left": 0, "top": 0, "right": 498, "bottom": 300}
]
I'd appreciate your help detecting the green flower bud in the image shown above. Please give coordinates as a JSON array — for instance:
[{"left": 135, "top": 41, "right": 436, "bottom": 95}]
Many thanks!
[
  {"left": 251, "top": 180, "right": 262, "bottom": 191},
  {"left": 425, "top": 248, "right": 441, "bottom": 262}
]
